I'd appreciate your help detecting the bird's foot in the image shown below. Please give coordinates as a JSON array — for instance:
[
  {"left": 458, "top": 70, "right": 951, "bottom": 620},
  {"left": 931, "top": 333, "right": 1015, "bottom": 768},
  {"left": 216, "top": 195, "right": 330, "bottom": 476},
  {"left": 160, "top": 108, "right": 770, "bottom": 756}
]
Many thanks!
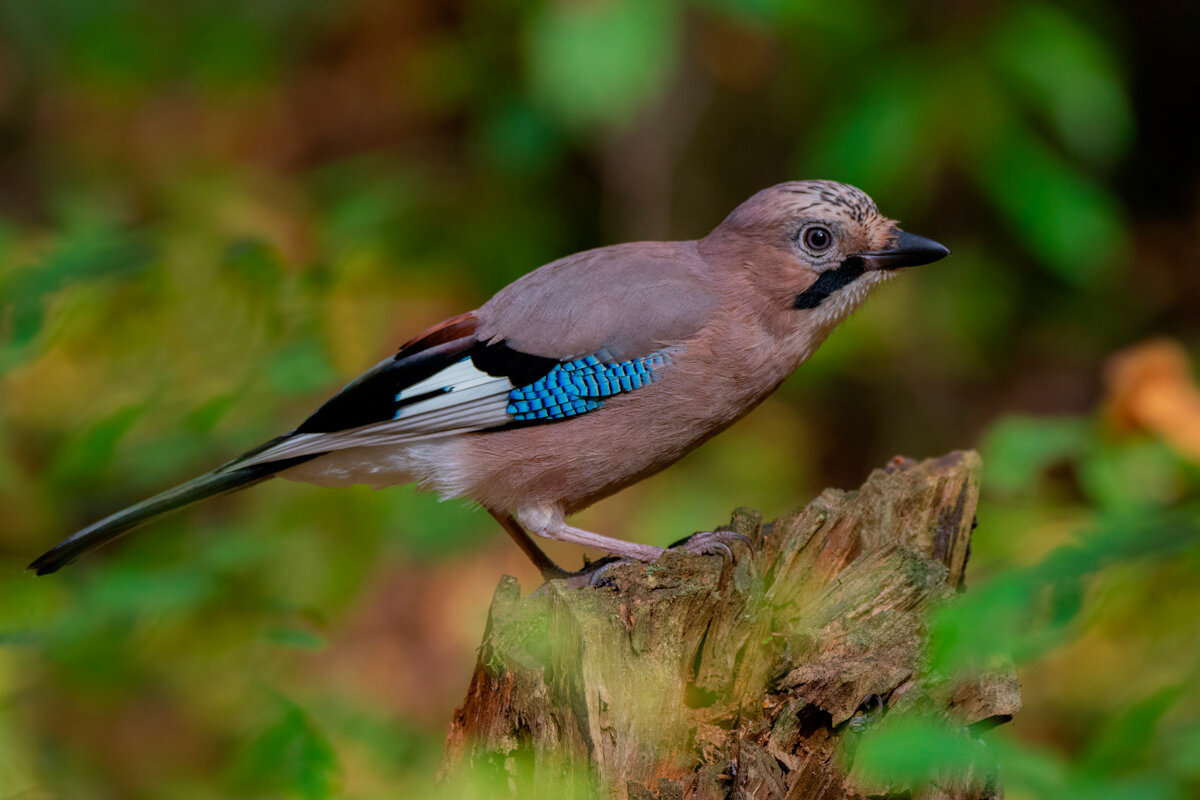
[
  {"left": 546, "top": 530, "right": 753, "bottom": 590},
  {"left": 551, "top": 552, "right": 671, "bottom": 589},
  {"left": 569, "top": 530, "right": 753, "bottom": 589},
  {"left": 527, "top": 523, "right": 752, "bottom": 590},
  {"left": 527, "top": 553, "right": 638, "bottom": 589},
  {"left": 668, "top": 529, "right": 754, "bottom": 562},
  {"left": 557, "top": 555, "right": 629, "bottom": 589}
]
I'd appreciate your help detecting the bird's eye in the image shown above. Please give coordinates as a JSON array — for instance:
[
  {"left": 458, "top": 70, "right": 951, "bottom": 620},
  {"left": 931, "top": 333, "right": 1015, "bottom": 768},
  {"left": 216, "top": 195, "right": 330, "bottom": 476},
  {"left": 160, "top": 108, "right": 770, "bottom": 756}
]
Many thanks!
[{"left": 802, "top": 226, "right": 833, "bottom": 253}]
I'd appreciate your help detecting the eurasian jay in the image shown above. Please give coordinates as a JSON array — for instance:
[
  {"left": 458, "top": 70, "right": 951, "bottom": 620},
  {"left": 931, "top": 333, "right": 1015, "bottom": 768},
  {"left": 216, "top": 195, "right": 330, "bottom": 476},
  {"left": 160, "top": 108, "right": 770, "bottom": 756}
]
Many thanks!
[{"left": 30, "top": 180, "right": 949, "bottom": 579}]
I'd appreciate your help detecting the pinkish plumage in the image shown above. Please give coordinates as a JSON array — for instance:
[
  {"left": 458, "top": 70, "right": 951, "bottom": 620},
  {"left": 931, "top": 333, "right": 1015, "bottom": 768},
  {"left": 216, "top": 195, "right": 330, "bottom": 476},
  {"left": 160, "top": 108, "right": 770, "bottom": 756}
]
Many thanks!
[{"left": 31, "top": 181, "right": 948, "bottom": 578}]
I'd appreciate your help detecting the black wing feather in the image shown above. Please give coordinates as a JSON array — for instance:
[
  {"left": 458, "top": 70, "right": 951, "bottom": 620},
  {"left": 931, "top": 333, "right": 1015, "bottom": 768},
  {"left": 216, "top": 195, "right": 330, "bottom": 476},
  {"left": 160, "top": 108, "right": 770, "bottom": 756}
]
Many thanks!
[{"left": 295, "top": 335, "right": 478, "bottom": 433}]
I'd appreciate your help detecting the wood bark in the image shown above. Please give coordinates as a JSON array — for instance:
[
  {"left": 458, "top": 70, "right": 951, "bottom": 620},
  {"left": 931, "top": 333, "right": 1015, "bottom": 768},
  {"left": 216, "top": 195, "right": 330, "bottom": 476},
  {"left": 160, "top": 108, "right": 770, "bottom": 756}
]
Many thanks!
[{"left": 441, "top": 451, "right": 1019, "bottom": 799}]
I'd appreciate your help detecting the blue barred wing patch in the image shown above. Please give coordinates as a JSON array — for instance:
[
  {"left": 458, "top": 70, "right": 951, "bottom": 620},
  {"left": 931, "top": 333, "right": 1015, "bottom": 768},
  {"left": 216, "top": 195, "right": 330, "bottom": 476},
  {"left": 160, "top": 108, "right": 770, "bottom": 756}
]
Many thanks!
[{"left": 507, "top": 352, "right": 670, "bottom": 421}]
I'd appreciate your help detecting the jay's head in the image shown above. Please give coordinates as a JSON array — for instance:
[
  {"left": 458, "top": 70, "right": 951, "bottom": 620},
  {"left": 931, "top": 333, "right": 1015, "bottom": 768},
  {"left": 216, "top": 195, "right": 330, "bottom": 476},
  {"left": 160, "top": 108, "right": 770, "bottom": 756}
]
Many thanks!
[{"left": 704, "top": 180, "right": 949, "bottom": 332}]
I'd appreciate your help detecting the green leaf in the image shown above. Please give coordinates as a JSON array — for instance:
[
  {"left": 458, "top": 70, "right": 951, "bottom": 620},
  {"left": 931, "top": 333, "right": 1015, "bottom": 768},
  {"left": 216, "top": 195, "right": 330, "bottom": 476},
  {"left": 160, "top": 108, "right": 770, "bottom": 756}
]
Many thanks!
[
  {"left": 981, "top": 415, "right": 1091, "bottom": 494},
  {"left": 1, "top": 229, "right": 155, "bottom": 353},
  {"left": 1164, "top": 721, "right": 1200, "bottom": 778},
  {"left": 86, "top": 561, "right": 218, "bottom": 618},
  {"left": 1077, "top": 439, "right": 1180, "bottom": 512},
  {"left": 221, "top": 238, "right": 283, "bottom": 290},
  {"left": 970, "top": 126, "right": 1128, "bottom": 283},
  {"left": 849, "top": 714, "right": 989, "bottom": 788},
  {"left": 46, "top": 405, "right": 145, "bottom": 489},
  {"left": 526, "top": 0, "right": 679, "bottom": 128},
  {"left": 1080, "top": 687, "right": 1184, "bottom": 776},
  {"left": 475, "top": 101, "right": 561, "bottom": 175},
  {"left": 232, "top": 698, "right": 341, "bottom": 800},
  {"left": 266, "top": 340, "right": 338, "bottom": 395},
  {"left": 990, "top": 1, "right": 1133, "bottom": 165},
  {"left": 690, "top": 0, "right": 792, "bottom": 21},
  {"left": 987, "top": 734, "right": 1182, "bottom": 800},
  {"left": 928, "top": 509, "right": 1200, "bottom": 674},
  {"left": 803, "top": 64, "right": 932, "bottom": 196},
  {"left": 265, "top": 627, "right": 327, "bottom": 651},
  {"left": 926, "top": 569, "right": 1049, "bottom": 673}
]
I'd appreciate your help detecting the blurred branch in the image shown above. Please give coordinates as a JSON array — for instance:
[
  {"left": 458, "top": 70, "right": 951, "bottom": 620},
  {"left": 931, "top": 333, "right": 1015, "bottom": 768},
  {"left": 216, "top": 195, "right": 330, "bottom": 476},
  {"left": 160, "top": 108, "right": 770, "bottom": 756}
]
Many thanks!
[{"left": 441, "top": 451, "right": 1017, "bottom": 799}]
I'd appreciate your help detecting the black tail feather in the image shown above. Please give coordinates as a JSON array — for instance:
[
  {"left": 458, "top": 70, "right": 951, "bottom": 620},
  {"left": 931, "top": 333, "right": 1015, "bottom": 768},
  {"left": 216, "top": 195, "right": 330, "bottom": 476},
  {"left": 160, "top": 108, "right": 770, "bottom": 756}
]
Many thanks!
[{"left": 29, "top": 453, "right": 315, "bottom": 576}]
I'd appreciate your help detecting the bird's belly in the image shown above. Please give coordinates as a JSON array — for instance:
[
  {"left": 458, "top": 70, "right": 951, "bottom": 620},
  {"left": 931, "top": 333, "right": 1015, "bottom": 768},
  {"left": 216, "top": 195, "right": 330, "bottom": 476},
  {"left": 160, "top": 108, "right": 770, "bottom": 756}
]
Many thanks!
[
  {"left": 453, "top": 376, "right": 765, "bottom": 514},
  {"left": 278, "top": 439, "right": 470, "bottom": 496}
]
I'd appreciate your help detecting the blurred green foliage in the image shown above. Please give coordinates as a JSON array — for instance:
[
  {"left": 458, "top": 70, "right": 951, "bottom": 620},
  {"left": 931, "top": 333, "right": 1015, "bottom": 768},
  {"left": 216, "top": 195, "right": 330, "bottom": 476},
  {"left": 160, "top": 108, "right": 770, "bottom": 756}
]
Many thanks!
[
  {"left": 872, "top": 416, "right": 1200, "bottom": 799},
  {"left": 0, "top": 0, "right": 1197, "bottom": 797}
]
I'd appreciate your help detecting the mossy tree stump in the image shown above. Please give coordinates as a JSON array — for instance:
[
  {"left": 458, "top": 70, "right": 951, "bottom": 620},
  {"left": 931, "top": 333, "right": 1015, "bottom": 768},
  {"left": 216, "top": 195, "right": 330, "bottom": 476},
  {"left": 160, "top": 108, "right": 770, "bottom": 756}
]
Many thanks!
[{"left": 442, "top": 451, "right": 1018, "bottom": 799}]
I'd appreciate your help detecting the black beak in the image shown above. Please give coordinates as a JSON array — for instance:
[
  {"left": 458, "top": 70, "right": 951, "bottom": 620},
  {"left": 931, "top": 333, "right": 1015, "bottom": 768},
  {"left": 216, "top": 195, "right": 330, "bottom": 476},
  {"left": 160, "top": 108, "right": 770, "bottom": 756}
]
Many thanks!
[{"left": 856, "top": 229, "right": 950, "bottom": 270}]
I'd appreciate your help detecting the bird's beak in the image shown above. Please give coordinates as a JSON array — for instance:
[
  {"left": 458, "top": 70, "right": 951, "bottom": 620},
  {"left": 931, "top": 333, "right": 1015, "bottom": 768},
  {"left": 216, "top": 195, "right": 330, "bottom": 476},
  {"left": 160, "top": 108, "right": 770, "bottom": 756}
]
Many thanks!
[{"left": 856, "top": 229, "right": 950, "bottom": 270}]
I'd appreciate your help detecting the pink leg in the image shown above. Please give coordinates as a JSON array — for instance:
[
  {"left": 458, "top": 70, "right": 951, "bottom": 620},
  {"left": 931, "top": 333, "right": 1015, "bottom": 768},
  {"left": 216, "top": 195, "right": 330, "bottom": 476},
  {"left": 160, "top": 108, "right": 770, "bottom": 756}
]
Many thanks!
[{"left": 516, "top": 505, "right": 665, "bottom": 562}]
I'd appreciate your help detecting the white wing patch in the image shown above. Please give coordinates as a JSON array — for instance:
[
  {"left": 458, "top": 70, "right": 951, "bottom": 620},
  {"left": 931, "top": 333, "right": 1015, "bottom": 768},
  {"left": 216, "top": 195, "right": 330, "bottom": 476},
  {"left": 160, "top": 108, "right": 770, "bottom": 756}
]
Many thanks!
[
  {"left": 400, "top": 357, "right": 498, "bottom": 400},
  {"left": 233, "top": 358, "right": 512, "bottom": 468}
]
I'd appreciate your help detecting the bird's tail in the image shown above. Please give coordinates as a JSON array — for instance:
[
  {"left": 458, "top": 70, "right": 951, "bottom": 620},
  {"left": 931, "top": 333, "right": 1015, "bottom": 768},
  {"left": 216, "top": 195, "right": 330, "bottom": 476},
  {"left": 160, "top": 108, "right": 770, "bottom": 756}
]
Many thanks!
[{"left": 28, "top": 447, "right": 316, "bottom": 576}]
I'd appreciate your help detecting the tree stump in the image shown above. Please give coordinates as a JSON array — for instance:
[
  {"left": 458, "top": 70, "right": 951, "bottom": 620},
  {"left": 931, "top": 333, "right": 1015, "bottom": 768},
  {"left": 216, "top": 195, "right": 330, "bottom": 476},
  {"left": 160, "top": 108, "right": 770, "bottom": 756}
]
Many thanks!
[{"left": 441, "top": 451, "right": 1019, "bottom": 799}]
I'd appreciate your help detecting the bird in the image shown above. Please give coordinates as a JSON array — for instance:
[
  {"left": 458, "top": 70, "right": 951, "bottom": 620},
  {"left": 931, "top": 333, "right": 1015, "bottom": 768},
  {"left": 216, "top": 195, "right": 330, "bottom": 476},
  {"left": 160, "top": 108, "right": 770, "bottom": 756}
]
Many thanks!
[{"left": 29, "top": 180, "right": 949, "bottom": 580}]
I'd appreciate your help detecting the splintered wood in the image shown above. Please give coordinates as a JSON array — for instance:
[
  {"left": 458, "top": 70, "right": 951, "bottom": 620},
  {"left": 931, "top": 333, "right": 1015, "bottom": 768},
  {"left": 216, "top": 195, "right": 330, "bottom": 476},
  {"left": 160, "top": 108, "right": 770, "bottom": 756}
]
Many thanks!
[{"left": 441, "top": 451, "right": 1018, "bottom": 799}]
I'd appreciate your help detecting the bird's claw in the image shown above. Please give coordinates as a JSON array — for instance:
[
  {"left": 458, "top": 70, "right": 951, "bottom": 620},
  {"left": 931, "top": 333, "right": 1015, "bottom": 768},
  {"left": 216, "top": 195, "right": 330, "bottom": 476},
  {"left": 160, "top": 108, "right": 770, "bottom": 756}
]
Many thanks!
[
  {"left": 670, "top": 529, "right": 754, "bottom": 562},
  {"left": 547, "top": 530, "right": 753, "bottom": 590},
  {"left": 553, "top": 555, "right": 627, "bottom": 589}
]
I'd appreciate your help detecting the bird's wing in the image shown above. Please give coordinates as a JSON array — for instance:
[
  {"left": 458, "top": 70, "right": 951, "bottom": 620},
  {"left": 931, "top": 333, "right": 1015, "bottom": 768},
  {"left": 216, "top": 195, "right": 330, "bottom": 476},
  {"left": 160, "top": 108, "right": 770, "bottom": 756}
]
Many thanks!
[
  {"left": 233, "top": 247, "right": 715, "bottom": 468},
  {"left": 475, "top": 240, "right": 719, "bottom": 360},
  {"left": 30, "top": 246, "right": 721, "bottom": 571}
]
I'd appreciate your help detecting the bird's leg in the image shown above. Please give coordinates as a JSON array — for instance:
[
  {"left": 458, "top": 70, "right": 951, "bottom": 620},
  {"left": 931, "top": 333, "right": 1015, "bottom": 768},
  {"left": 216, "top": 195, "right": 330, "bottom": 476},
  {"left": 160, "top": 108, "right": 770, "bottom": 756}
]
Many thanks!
[
  {"left": 491, "top": 505, "right": 746, "bottom": 586},
  {"left": 486, "top": 508, "right": 575, "bottom": 581},
  {"left": 516, "top": 505, "right": 666, "bottom": 563},
  {"left": 487, "top": 508, "right": 639, "bottom": 585}
]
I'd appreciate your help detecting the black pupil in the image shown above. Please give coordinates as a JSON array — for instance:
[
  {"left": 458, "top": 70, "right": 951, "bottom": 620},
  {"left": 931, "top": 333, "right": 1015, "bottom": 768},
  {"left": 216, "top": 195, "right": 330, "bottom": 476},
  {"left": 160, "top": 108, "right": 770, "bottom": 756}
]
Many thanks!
[{"left": 805, "top": 227, "right": 830, "bottom": 250}]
